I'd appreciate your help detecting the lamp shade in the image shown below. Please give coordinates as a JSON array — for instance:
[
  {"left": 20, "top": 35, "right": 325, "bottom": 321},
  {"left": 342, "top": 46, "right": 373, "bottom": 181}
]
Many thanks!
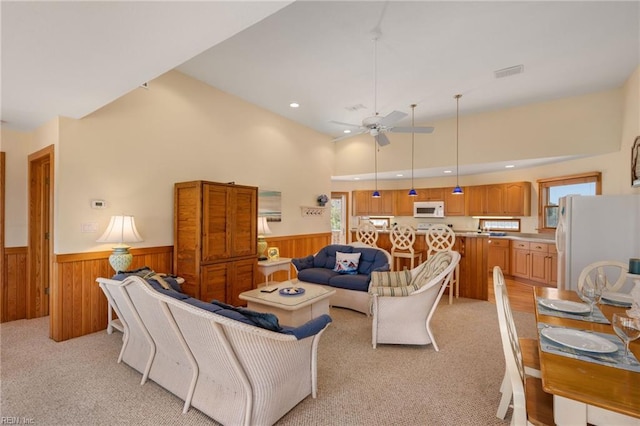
[
  {"left": 97, "top": 215, "right": 143, "bottom": 273},
  {"left": 97, "top": 215, "right": 143, "bottom": 245},
  {"left": 257, "top": 216, "right": 272, "bottom": 236}
]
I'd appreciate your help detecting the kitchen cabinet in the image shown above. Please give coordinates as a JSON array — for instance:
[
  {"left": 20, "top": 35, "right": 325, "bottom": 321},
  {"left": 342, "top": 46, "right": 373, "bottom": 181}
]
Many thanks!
[
  {"left": 466, "top": 182, "right": 531, "bottom": 216},
  {"left": 174, "top": 180, "right": 257, "bottom": 305},
  {"left": 353, "top": 190, "right": 393, "bottom": 216},
  {"left": 510, "top": 240, "right": 556, "bottom": 285},
  {"left": 394, "top": 187, "right": 446, "bottom": 216},
  {"left": 487, "top": 238, "right": 510, "bottom": 275},
  {"left": 444, "top": 187, "right": 466, "bottom": 216}
]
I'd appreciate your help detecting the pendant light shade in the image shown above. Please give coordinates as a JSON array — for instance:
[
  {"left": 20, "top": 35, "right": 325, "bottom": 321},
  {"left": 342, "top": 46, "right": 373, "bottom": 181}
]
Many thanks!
[
  {"left": 408, "top": 103, "right": 417, "bottom": 196},
  {"left": 452, "top": 94, "right": 464, "bottom": 195}
]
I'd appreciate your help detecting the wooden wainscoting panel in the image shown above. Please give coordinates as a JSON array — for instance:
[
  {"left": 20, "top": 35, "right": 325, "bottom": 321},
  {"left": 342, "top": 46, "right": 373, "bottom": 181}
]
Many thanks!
[
  {"left": 256, "top": 233, "right": 332, "bottom": 284},
  {"left": 2, "top": 247, "right": 28, "bottom": 322},
  {"left": 51, "top": 246, "right": 173, "bottom": 341}
]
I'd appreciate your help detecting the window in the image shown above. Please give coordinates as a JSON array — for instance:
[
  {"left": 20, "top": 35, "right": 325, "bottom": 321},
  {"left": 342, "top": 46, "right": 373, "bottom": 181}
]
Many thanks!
[{"left": 537, "top": 172, "right": 601, "bottom": 232}]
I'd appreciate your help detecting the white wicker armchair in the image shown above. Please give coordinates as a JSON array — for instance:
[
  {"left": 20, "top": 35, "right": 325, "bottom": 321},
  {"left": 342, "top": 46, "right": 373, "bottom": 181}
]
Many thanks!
[{"left": 369, "top": 251, "right": 460, "bottom": 350}]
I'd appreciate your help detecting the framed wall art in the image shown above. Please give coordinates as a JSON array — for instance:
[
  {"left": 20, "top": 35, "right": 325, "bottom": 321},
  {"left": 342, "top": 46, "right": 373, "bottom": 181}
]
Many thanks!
[
  {"left": 267, "top": 247, "right": 280, "bottom": 260},
  {"left": 632, "top": 136, "right": 640, "bottom": 187}
]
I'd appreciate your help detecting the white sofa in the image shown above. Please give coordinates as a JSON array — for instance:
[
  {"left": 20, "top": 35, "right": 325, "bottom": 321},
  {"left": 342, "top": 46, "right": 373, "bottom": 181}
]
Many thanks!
[{"left": 97, "top": 275, "right": 331, "bottom": 426}]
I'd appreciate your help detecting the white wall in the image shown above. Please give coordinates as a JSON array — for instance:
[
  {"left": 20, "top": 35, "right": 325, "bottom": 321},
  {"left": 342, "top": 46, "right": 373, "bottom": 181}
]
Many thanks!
[
  {"left": 333, "top": 66, "right": 640, "bottom": 233},
  {"left": 54, "top": 71, "right": 333, "bottom": 254}
]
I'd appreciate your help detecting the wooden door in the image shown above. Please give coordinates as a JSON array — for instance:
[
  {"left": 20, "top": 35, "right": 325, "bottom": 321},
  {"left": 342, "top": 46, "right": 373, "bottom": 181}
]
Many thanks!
[
  {"left": 530, "top": 250, "right": 549, "bottom": 283},
  {"left": 511, "top": 241, "right": 531, "bottom": 279},
  {"left": 230, "top": 186, "right": 257, "bottom": 258},
  {"left": 548, "top": 248, "right": 558, "bottom": 286},
  {"left": 485, "top": 185, "right": 505, "bottom": 215},
  {"left": 352, "top": 190, "right": 370, "bottom": 216},
  {"left": 466, "top": 186, "right": 485, "bottom": 215},
  {"left": 488, "top": 239, "right": 510, "bottom": 275},
  {"left": 394, "top": 189, "right": 414, "bottom": 216},
  {"left": 0, "top": 152, "right": 4, "bottom": 323},
  {"left": 28, "top": 145, "right": 53, "bottom": 320},
  {"left": 504, "top": 182, "right": 530, "bottom": 216},
  {"left": 228, "top": 258, "right": 256, "bottom": 306},
  {"left": 202, "top": 183, "right": 230, "bottom": 262},
  {"left": 201, "top": 263, "right": 228, "bottom": 302},
  {"left": 444, "top": 188, "right": 466, "bottom": 216}
]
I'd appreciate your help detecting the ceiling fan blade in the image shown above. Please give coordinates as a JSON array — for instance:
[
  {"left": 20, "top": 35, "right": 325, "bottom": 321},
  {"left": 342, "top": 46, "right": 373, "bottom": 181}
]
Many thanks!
[
  {"left": 375, "top": 133, "right": 391, "bottom": 146},
  {"left": 378, "top": 110, "right": 407, "bottom": 127},
  {"left": 332, "top": 129, "right": 366, "bottom": 142},
  {"left": 389, "top": 126, "right": 435, "bottom": 134},
  {"left": 330, "top": 120, "right": 363, "bottom": 129}
]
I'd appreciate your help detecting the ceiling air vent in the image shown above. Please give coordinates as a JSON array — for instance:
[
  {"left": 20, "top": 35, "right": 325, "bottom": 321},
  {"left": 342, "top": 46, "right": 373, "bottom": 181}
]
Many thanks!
[
  {"left": 494, "top": 64, "right": 524, "bottom": 79},
  {"left": 345, "top": 104, "right": 366, "bottom": 112}
]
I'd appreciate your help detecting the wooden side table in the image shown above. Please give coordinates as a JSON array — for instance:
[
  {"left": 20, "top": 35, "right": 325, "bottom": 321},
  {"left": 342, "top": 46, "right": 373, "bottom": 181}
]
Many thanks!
[{"left": 257, "top": 258, "right": 292, "bottom": 287}]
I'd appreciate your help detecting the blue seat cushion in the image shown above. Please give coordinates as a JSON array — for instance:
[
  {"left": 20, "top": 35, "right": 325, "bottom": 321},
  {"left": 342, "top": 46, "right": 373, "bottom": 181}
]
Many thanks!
[
  {"left": 183, "top": 297, "right": 225, "bottom": 312},
  {"left": 297, "top": 268, "right": 340, "bottom": 285},
  {"left": 328, "top": 273, "right": 371, "bottom": 292},
  {"left": 292, "top": 255, "right": 314, "bottom": 271},
  {"left": 281, "top": 314, "right": 332, "bottom": 340}
]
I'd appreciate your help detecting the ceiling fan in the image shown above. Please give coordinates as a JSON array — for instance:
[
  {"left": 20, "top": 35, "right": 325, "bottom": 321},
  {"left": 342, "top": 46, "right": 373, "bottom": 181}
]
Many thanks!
[{"left": 331, "top": 33, "right": 434, "bottom": 146}]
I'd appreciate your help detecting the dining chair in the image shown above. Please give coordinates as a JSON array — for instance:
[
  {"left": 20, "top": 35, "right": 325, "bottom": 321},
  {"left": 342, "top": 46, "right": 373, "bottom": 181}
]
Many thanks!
[
  {"left": 577, "top": 260, "right": 629, "bottom": 292},
  {"left": 356, "top": 222, "right": 379, "bottom": 247},
  {"left": 424, "top": 224, "right": 459, "bottom": 304},
  {"left": 493, "top": 266, "right": 553, "bottom": 425},
  {"left": 390, "top": 224, "right": 422, "bottom": 271}
]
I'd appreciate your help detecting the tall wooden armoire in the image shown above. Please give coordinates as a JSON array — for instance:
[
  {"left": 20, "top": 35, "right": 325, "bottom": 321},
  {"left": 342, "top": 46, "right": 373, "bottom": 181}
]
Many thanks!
[{"left": 174, "top": 180, "right": 257, "bottom": 306}]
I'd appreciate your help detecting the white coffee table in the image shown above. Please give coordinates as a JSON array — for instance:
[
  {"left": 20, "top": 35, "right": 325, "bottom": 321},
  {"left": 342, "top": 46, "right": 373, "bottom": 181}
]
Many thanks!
[{"left": 239, "top": 280, "right": 335, "bottom": 327}]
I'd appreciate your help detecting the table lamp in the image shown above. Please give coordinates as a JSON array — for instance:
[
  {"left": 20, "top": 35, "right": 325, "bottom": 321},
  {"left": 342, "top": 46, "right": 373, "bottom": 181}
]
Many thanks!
[
  {"left": 97, "top": 215, "right": 144, "bottom": 272},
  {"left": 257, "top": 216, "right": 271, "bottom": 261}
]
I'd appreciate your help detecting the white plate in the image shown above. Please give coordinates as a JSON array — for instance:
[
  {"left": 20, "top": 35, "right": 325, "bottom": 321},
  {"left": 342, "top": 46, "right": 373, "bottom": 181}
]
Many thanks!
[
  {"left": 601, "top": 292, "right": 633, "bottom": 306},
  {"left": 541, "top": 327, "right": 618, "bottom": 353},
  {"left": 538, "top": 298, "right": 591, "bottom": 314}
]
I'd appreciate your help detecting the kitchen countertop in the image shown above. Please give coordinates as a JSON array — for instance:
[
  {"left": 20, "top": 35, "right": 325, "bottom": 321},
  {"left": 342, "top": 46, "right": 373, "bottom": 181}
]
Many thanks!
[{"left": 351, "top": 228, "right": 555, "bottom": 244}]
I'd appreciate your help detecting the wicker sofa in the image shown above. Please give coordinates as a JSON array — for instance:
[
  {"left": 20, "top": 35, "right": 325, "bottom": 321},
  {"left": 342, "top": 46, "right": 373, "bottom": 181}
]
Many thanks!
[
  {"left": 292, "top": 243, "right": 392, "bottom": 315},
  {"left": 97, "top": 274, "right": 331, "bottom": 426}
]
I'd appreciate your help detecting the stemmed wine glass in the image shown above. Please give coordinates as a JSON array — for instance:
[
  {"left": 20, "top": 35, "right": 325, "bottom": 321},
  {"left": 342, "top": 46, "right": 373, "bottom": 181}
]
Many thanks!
[
  {"left": 581, "top": 277, "right": 604, "bottom": 319},
  {"left": 612, "top": 313, "right": 640, "bottom": 363}
]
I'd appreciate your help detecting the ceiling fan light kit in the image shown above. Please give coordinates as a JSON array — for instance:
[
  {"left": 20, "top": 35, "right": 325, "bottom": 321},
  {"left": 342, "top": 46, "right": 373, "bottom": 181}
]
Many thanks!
[{"left": 452, "top": 94, "right": 464, "bottom": 195}]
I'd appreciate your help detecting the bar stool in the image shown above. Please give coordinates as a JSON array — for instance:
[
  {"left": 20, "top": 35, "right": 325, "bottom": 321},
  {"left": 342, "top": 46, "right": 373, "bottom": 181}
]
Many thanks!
[
  {"left": 356, "top": 222, "right": 379, "bottom": 247},
  {"left": 425, "top": 224, "right": 459, "bottom": 304},
  {"left": 390, "top": 224, "right": 422, "bottom": 271}
]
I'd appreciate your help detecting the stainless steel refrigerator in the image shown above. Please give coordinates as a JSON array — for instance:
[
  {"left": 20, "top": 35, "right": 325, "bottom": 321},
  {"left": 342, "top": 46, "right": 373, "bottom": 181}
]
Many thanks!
[{"left": 555, "top": 194, "right": 640, "bottom": 291}]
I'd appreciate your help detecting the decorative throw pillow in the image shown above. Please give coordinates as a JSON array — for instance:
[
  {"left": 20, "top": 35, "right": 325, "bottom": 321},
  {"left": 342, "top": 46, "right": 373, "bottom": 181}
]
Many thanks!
[
  {"left": 292, "top": 255, "right": 315, "bottom": 271},
  {"left": 333, "top": 251, "right": 361, "bottom": 275},
  {"left": 369, "top": 269, "right": 412, "bottom": 287}
]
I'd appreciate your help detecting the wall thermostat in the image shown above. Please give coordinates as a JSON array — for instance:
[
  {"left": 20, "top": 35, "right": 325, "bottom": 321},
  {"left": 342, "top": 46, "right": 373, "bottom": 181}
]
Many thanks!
[{"left": 91, "top": 199, "right": 107, "bottom": 209}]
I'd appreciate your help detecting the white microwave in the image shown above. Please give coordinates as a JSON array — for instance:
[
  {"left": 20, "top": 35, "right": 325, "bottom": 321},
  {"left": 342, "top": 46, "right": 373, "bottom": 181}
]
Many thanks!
[{"left": 414, "top": 201, "right": 445, "bottom": 218}]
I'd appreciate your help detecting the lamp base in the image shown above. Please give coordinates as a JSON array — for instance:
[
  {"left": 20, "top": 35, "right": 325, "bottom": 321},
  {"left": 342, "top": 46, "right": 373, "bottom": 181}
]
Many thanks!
[
  {"left": 257, "top": 238, "right": 268, "bottom": 261},
  {"left": 108, "top": 246, "right": 133, "bottom": 273}
]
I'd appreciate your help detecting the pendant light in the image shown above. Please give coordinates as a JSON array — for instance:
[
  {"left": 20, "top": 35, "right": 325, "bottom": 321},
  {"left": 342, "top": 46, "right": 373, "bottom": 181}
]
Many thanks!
[
  {"left": 408, "top": 104, "right": 418, "bottom": 196},
  {"left": 452, "top": 94, "right": 464, "bottom": 195},
  {"left": 372, "top": 138, "right": 381, "bottom": 198}
]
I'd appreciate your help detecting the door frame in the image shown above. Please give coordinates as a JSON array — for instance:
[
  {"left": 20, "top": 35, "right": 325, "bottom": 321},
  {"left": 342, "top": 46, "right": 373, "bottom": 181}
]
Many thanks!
[
  {"left": 0, "top": 152, "right": 5, "bottom": 322},
  {"left": 28, "top": 145, "right": 54, "bottom": 324},
  {"left": 331, "top": 192, "right": 350, "bottom": 244}
]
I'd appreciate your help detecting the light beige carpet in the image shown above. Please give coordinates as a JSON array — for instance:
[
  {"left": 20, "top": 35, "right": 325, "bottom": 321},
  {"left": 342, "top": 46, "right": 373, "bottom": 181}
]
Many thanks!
[{"left": 0, "top": 297, "right": 536, "bottom": 425}]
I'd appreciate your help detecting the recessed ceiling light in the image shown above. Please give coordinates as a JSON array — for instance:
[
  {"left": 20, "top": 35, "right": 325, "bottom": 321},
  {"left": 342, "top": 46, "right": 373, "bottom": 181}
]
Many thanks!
[
  {"left": 344, "top": 129, "right": 351, "bottom": 134},
  {"left": 505, "top": 165, "right": 515, "bottom": 168},
  {"left": 396, "top": 174, "right": 403, "bottom": 177},
  {"left": 289, "top": 102, "right": 299, "bottom": 108},
  {"left": 443, "top": 170, "right": 452, "bottom": 174},
  {"left": 354, "top": 177, "right": 360, "bottom": 180}
]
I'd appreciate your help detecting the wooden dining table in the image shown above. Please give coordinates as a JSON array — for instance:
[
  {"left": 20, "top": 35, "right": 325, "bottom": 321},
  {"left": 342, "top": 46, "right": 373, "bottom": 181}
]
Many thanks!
[{"left": 533, "top": 287, "right": 640, "bottom": 425}]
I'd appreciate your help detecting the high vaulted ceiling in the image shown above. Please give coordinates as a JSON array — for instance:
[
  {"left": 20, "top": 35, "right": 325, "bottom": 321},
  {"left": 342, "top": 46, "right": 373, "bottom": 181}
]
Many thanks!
[{"left": 2, "top": 1, "right": 639, "bottom": 178}]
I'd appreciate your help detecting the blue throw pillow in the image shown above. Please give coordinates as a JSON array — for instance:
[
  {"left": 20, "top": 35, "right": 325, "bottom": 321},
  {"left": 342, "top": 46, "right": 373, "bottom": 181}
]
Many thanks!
[{"left": 292, "top": 255, "right": 315, "bottom": 271}]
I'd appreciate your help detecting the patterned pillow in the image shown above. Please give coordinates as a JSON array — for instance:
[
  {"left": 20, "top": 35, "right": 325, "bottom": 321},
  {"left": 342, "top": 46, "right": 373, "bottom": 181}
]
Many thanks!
[
  {"left": 333, "top": 251, "right": 361, "bottom": 275},
  {"left": 369, "top": 270, "right": 412, "bottom": 288}
]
